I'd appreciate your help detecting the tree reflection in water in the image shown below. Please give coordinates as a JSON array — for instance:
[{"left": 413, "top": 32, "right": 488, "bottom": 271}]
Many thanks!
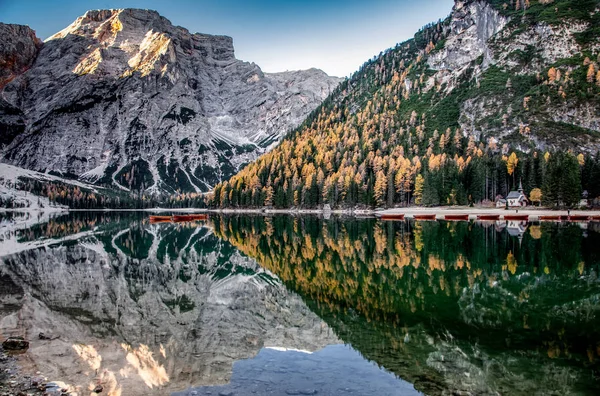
[
  {"left": 1, "top": 212, "right": 599, "bottom": 395},
  {"left": 213, "top": 215, "right": 600, "bottom": 395}
]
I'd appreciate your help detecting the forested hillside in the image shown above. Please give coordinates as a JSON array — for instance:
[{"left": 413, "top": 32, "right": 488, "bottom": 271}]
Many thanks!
[{"left": 210, "top": 0, "right": 600, "bottom": 209}]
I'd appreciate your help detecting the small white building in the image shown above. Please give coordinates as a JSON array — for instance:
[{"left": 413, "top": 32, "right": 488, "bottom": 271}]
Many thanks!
[
  {"left": 496, "top": 198, "right": 507, "bottom": 208},
  {"left": 506, "top": 220, "right": 528, "bottom": 236},
  {"left": 506, "top": 220, "right": 528, "bottom": 244},
  {"left": 506, "top": 181, "right": 528, "bottom": 208}
]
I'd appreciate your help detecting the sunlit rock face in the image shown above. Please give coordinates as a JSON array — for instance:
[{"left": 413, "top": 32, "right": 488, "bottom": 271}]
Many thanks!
[
  {"left": 0, "top": 221, "right": 339, "bottom": 395},
  {"left": 0, "top": 9, "right": 341, "bottom": 193}
]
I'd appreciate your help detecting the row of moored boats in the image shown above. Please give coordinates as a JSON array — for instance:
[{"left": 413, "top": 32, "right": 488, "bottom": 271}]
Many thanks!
[{"left": 380, "top": 214, "right": 600, "bottom": 222}]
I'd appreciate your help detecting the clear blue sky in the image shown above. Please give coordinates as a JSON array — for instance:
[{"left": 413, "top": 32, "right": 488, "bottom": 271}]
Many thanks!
[{"left": 0, "top": 0, "right": 454, "bottom": 77}]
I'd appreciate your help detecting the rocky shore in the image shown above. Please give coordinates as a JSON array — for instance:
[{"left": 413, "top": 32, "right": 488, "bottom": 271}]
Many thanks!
[{"left": 0, "top": 345, "right": 60, "bottom": 396}]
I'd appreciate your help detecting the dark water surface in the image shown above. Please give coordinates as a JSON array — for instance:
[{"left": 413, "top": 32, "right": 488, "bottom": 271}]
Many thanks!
[{"left": 1, "top": 211, "right": 599, "bottom": 395}]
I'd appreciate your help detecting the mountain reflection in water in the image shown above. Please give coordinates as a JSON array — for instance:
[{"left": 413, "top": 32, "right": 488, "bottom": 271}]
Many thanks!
[{"left": 0, "top": 212, "right": 599, "bottom": 395}]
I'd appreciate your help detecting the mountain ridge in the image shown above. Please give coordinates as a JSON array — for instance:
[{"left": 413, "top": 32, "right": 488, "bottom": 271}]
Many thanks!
[{"left": 0, "top": 8, "right": 341, "bottom": 195}]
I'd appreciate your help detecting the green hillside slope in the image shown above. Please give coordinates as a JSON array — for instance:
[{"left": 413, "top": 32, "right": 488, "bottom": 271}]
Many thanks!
[{"left": 211, "top": 0, "right": 600, "bottom": 209}]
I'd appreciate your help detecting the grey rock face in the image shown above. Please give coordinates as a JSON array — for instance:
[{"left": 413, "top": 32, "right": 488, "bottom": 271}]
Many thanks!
[
  {"left": 0, "top": 9, "right": 341, "bottom": 193},
  {"left": 428, "top": 0, "right": 508, "bottom": 71},
  {"left": 493, "top": 20, "right": 587, "bottom": 72},
  {"left": 0, "top": 24, "right": 42, "bottom": 150},
  {"left": 425, "top": 0, "right": 600, "bottom": 149},
  {"left": 0, "top": 24, "right": 41, "bottom": 89}
]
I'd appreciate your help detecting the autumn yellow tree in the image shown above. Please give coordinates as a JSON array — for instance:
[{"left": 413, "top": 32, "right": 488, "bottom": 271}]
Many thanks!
[
  {"left": 373, "top": 170, "right": 388, "bottom": 207},
  {"left": 439, "top": 133, "right": 447, "bottom": 151},
  {"left": 587, "top": 64, "right": 596, "bottom": 83},
  {"left": 530, "top": 188, "right": 542, "bottom": 206},
  {"left": 506, "top": 251, "right": 518, "bottom": 275},
  {"left": 506, "top": 152, "right": 519, "bottom": 187},
  {"left": 506, "top": 152, "right": 518, "bottom": 173},
  {"left": 547, "top": 67, "right": 557, "bottom": 83},
  {"left": 395, "top": 160, "right": 414, "bottom": 205},
  {"left": 263, "top": 185, "right": 274, "bottom": 207},
  {"left": 529, "top": 225, "right": 542, "bottom": 240},
  {"left": 414, "top": 174, "right": 424, "bottom": 205}
]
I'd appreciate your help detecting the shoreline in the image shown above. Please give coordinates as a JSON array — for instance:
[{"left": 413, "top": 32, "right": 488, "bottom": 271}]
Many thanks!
[
  {"left": 376, "top": 207, "right": 600, "bottom": 221},
  {"left": 206, "top": 207, "right": 600, "bottom": 221},
  {"left": 2, "top": 206, "right": 600, "bottom": 220},
  {"left": 0, "top": 346, "right": 51, "bottom": 395}
]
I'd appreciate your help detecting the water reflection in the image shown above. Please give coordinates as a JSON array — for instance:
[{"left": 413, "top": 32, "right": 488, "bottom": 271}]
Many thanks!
[
  {"left": 175, "top": 345, "right": 420, "bottom": 396},
  {"left": 0, "top": 213, "right": 599, "bottom": 395},
  {"left": 0, "top": 212, "right": 339, "bottom": 395},
  {"left": 211, "top": 215, "right": 600, "bottom": 395}
]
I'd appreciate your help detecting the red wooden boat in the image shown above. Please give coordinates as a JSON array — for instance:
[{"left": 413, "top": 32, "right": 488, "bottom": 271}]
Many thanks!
[
  {"left": 149, "top": 215, "right": 172, "bottom": 224},
  {"left": 381, "top": 214, "right": 405, "bottom": 221},
  {"left": 477, "top": 215, "right": 500, "bottom": 221},
  {"left": 413, "top": 214, "right": 436, "bottom": 221},
  {"left": 192, "top": 214, "right": 209, "bottom": 220},
  {"left": 444, "top": 214, "right": 469, "bottom": 221},
  {"left": 539, "top": 215, "right": 561, "bottom": 221},
  {"left": 172, "top": 214, "right": 208, "bottom": 222},
  {"left": 504, "top": 215, "right": 529, "bottom": 221},
  {"left": 592, "top": 216, "right": 600, "bottom": 221},
  {"left": 568, "top": 215, "right": 590, "bottom": 222}
]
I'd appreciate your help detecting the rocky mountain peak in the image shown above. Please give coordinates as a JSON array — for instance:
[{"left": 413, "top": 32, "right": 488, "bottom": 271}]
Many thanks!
[
  {"left": 46, "top": 8, "right": 235, "bottom": 80},
  {"left": 50, "top": 8, "right": 175, "bottom": 43},
  {"left": 0, "top": 10, "right": 341, "bottom": 194}
]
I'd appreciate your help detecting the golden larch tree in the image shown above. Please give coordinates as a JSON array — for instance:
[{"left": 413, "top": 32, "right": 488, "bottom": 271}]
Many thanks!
[
  {"left": 373, "top": 170, "right": 388, "bottom": 207},
  {"left": 587, "top": 64, "right": 596, "bottom": 83},
  {"left": 414, "top": 174, "right": 425, "bottom": 205},
  {"left": 530, "top": 188, "right": 542, "bottom": 206},
  {"left": 506, "top": 152, "right": 519, "bottom": 176},
  {"left": 547, "top": 67, "right": 557, "bottom": 83}
]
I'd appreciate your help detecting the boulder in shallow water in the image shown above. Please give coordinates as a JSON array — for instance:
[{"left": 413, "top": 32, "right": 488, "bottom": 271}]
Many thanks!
[{"left": 2, "top": 336, "right": 29, "bottom": 351}]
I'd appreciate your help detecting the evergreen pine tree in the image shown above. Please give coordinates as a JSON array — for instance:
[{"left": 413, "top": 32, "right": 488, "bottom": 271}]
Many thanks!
[{"left": 561, "top": 153, "right": 582, "bottom": 207}]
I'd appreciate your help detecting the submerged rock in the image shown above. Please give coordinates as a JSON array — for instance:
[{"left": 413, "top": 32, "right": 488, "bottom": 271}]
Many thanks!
[{"left": 2, "top": 336, "right": 29, "bottom": 351}]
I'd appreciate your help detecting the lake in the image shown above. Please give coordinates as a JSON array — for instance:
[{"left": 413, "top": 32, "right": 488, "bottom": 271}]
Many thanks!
[{"left": 1, "top": 212, "right": 599, "bottom": 395}]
